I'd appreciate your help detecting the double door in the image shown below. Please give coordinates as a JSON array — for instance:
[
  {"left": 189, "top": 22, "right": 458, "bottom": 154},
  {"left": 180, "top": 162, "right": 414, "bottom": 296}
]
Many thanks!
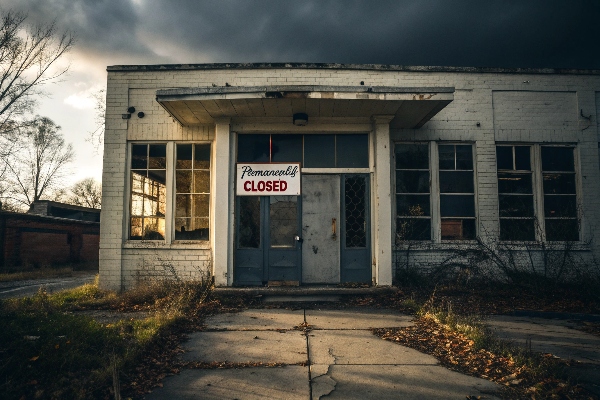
[{"left": 234, "top": 174, "right": 370, "bottom": 285}]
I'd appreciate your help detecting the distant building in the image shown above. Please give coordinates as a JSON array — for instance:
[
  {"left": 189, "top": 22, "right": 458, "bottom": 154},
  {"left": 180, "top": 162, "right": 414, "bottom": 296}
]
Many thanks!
[
  {"left": 99, "top": 63, "right": 600, "bottom": 290},
  {"left": 0, "top": 201, "right": 100, "bottom": 270}
]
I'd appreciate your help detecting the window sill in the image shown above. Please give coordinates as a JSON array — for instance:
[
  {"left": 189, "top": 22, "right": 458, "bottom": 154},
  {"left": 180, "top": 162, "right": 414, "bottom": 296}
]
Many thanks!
[
  {"left": 394, "top": 240, "right": 591, "bottom": 252},
  {"left": 124, "top": 240, "right": 211, "bottom": 250}
]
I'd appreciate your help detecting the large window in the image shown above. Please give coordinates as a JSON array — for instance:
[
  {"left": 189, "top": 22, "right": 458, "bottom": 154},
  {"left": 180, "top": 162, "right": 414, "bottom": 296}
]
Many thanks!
[
  {"left": 542, "top": 146, "right": 578, "bottom": 241},
  {"left": 439, "top": 144, "right": 476, "bottom": 240},
  {"left": 130, "top": 144, "right": 167, "bottom": 240},
  {"left": 394, "top": 142, "right": 476, "bottom": 242},
  {"left": 175, "top": 144, "right": 211, "bottom": 240},
  {"left": 496, "top": 146, "right": 535, "bottom": 241},
  {"left": 129, "top": 142, "right": 211, "bottom": 242},
  {"left": 395, "top": 144, "right": 431, "bottom": 241}
]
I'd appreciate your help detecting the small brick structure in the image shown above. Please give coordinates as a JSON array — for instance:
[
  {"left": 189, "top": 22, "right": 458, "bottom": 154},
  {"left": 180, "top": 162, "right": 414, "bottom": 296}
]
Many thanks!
[{"left": 0, "top": 202, "right": 100, "bottom": 270}]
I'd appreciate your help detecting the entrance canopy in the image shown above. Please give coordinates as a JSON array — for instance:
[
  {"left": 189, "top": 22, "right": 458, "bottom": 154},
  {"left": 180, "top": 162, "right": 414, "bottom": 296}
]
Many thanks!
[{"left": 156, "top": 85, "right": 454, "bottom": 129}]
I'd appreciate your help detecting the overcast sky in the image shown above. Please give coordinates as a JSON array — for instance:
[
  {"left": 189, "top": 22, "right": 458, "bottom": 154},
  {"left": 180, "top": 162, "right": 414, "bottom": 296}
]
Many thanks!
[{"left": 2, "top": 0, "right": 599, "bottom": 185}]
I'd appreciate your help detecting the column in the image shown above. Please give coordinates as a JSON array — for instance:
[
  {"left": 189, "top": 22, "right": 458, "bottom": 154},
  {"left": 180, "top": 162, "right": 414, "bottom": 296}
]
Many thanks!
[
  {"left": 212, "top": 118, "right": 231, "bottom": 286},
  {"left": 372, "top": 115, "right": 394, "bottom": 286}
]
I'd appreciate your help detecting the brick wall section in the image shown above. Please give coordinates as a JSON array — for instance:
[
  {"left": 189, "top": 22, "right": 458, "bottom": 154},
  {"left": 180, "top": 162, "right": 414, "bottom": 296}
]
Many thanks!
[
  {"left": 101, "top": 65, "right": 600, "bottom": 289},
  {"left": 0, "top": 211, "right": 100, "bottom": 269}
]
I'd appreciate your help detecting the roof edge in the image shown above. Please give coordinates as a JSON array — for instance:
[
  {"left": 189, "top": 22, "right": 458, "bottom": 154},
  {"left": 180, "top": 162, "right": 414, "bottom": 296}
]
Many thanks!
[{"left": 107, "top": 63, "right": 600, "bottom": 75}]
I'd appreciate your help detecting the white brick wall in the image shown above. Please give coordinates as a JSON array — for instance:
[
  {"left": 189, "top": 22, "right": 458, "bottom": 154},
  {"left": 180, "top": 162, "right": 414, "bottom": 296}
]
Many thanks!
[{"left": 100, "top": 66, "right": 600, "bottom": 290}]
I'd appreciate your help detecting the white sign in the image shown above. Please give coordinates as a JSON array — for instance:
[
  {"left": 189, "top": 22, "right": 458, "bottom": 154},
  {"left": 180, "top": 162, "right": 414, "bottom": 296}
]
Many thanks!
[{"left": 236, "top": 163, "right": 301, "bottom": 196}]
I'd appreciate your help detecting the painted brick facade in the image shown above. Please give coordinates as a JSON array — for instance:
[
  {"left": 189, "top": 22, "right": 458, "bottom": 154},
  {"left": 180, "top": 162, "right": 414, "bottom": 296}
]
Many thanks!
[{"left": 100, "top": 64, "right": 600, "bottom": 291}]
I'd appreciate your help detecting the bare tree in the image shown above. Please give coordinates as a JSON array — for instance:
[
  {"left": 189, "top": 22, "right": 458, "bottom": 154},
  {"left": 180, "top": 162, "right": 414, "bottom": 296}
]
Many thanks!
[
  {"left": 87, "top": 89, "right": 105, "bottom": 151},
  {"left": 2, "top": 116, "right": 74, "bottom": 208},
  {"left": 0, "top": 11, "right": 74, "bottom": 134},
  {"left": 67, "top": 177, "right": 102, "bottom": 209}
]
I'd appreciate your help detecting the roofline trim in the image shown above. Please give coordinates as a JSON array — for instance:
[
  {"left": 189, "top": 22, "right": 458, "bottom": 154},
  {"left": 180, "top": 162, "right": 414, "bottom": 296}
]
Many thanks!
[{"left": 107, "top": 63, "right": 600, "bottom": 75}]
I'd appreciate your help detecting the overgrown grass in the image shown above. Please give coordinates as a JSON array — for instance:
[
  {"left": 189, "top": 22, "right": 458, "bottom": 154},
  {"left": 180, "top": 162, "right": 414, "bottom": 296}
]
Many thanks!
[{"left": 0, "top": 276, "right": 213, "bottom": 399}]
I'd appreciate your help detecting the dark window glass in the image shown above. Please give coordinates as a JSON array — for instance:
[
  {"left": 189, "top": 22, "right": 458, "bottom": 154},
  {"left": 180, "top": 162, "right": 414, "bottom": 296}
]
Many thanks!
[
  {"left": 440, "top": 195, "right": 475, "bottom": 217},
  {"left": 272, "top": 134, "right": 303, "bottom": 163},
  {"left": 238, "top": 197, "right": 261, "bottom": 248},
  {"left": 237, "top": 134, "right": 270, "bottom": 162},
  {"left": 439, "top": 171, "right": 474, "bottom": 193},
  {"left": 514, "top": 146, "right": 531, "bottom": 170},
  {"left": 395, "top": 143, "right": 429, "bottom": 170},
  {"left": 543, "top": 173, "right": 576, "bottom": 194},
  {"left": 304, "top": 134, "right": 335, "bottom": 168},
  {"left": 131, "top": 144, "right": 147, "bottom": 169},
  {"left": 441, "top": 219, "right": 475, "bottom": 240},
  {"left": 336, "top": 134, "right": 369, "bottom": 168},
  {"left": 499, "top": 195, "right": 534, "bottom": 217},
  {"left": 541, "top": 147, "right": 574, "bottom": 172},
  {"left": 177, "top": 144, "right": 193, "bottom": 169},
  {"left": 396, "top": 195, "right": 430, "bottom": 217},
  {"left": 344, "top": 176, "right": 368, "bottom": 248},
  {"left": 396, "top": 219, "right": 431, "bottom": 242},
  {"left": 500, "top": 219, "right": 535, "bottom": 241},
  {"left": 396, "top": 171, "right": 429, "bottom": 193},
  {"left": 269, "top": 196, "right": 298, "bottom": 248},
  {"left": 498, "top": 173, "right": 533, "bottom": 194},
  {"left": 455, "top": 145, "right": 473, "bottom": 170},
  {"left": 438, "top": 145, "right": 456, "bottom": 170},
  {"left": 195, "top": 144, "right": 211, "bottom": 169},
  {"left": 496, "top": 146, "right": 513, "bottom": 170},
  {"left": 546, "top": 219, "right": 579, "bottom": 241},
  {"left": 544, "top": 195, "right": 577, "bottom": 218},
  {"left": 148, "top": 144, "right": 166, "bottom": 169}
]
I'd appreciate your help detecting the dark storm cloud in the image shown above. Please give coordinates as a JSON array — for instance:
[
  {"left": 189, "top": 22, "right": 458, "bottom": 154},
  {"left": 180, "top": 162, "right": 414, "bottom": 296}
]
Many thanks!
[{"left": 3, "top": 0, "right": 599, "bottom": 68}]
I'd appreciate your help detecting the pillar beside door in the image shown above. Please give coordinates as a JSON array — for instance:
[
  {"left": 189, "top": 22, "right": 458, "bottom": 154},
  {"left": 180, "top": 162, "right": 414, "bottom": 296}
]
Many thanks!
[
  {"left": 372, "top": 115, "right": 394, "bottom": 286},
  {"left": 212, "top": 118, "right": 231, "bottom": 286}
]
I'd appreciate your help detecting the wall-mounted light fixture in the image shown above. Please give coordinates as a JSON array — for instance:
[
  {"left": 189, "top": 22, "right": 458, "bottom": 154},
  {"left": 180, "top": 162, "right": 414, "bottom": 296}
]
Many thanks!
[
  {"left": 127, "top": 106, "right": 136, "bottom": 113},
  {"left": 137, "top": 112, "right": 145, "bottom": 118},
  {"left": 293, "top": 113, "right": 308, "bottom": 126}
]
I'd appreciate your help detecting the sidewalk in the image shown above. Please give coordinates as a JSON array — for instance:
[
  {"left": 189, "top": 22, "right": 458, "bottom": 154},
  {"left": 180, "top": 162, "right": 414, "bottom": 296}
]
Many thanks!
[{"left": 147, "top": 308, "right": 500, "bottom": 400}]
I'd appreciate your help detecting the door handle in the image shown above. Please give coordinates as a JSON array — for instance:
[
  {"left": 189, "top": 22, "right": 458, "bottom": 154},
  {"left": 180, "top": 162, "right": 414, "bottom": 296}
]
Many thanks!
[{"left": 331, "top": 218, "right": 337, "bottom": 240}]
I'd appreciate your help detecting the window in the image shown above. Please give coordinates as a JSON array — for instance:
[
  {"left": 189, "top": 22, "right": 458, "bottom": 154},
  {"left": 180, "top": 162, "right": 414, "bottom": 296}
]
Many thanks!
[
  {"left": 175, "top": 144, "right": 211, "bottom": 240},
  {"left": 541, "top": 146, "right": 578, "bottom": 241},
  {"left": 496, "top": 146, "right": 535, "bottom": 241},
  {"left": 395, "top": 144, "right": 431, "bottom": 241},
  {"left": 439, "top": 144, "right": 476, "bottom": 240},
  {"left": 129, "top": 142, "right": 211, "bottom": 242},
  {"left": 237, "top": 133, "right": 369, "bottom": 168},
  {"left": 130, "top": 144, "right": 167, "bottom": 240}
]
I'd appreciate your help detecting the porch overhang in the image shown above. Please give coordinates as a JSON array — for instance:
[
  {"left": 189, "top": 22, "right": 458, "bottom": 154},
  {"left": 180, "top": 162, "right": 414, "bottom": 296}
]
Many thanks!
[{"left": 156, "top": 85, "right": 454, "bottom": 129}]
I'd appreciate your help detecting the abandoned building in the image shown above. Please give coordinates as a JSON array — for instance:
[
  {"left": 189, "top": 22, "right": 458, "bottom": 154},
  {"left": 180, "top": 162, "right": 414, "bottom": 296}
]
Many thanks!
[
  {"left": 0, "top": 201, "right": 100, "bottom": 270},
  {"left": 98, "top": 63, "right": 600, "bottom": 291}
]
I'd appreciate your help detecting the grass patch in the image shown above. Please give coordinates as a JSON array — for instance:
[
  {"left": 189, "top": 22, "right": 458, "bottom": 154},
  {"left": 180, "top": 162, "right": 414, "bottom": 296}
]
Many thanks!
[{"left": 0, "top": 276, "right": 214, "bottom": 399}]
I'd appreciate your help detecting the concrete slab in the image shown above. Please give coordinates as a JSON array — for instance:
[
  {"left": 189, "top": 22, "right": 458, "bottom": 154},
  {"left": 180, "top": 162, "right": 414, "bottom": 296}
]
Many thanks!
[
  {"left": 487, "top": 316, "right": 600, "bottom": 364},
  {"left": 182, "top": 330, "right": 307, "bottom": 364},
  {"left": 306, "top": 308, "right": 413, "bottom": 329},
  {"left": 204, "top": 309, "right": 304, "bottom": 330},
  {"left": 146, "top": 366, "right": 309, "bottom": 400},
  {"left": 310, "top": 365, "right": 500, "bottom": 400},
  {"left": 308, "top": 330, "right": 438, "bottom": 365}
]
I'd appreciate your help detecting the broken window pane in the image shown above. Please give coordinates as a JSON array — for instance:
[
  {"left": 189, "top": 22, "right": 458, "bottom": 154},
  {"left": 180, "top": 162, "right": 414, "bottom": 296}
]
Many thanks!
[
  {"left": 498, "top": 173, "right": 532, "bottom": 194},
  {"left": 396, "top": 195, "right": 430, "bottom": 217}
]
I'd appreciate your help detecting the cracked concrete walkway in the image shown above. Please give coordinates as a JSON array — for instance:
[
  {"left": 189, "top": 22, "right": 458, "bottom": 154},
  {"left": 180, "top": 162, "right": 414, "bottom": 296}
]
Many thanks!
[{"left": 147, "top": 308, "right": 500, "bottom": 399}]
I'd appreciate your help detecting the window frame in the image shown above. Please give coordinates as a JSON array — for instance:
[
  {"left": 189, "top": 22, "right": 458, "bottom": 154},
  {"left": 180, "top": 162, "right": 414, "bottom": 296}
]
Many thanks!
[
  {"left": 393, "top": 141, "right": 478, "bottom": 243},
  {"left": 125, "top": 141, "right": 213, "bottom": 246}
]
